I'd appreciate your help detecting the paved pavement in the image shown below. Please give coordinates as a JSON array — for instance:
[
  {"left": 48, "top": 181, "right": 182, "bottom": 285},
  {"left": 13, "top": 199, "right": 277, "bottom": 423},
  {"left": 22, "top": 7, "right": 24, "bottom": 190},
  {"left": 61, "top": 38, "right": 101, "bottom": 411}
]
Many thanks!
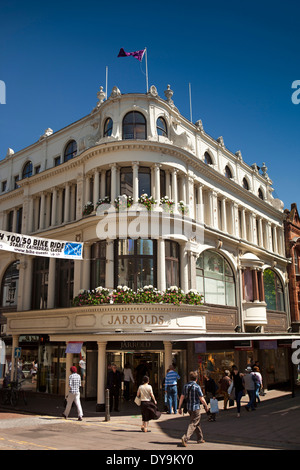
[{"left": 0, "top": 389, "right": 299, "bottom": 450}]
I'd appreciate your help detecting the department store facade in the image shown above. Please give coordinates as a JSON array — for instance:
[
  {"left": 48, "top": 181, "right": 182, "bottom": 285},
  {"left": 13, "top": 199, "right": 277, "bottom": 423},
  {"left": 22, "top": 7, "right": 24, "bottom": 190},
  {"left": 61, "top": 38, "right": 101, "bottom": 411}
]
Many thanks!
[{"left": 0, "top": 84, "right": 298, "bottom": 409}]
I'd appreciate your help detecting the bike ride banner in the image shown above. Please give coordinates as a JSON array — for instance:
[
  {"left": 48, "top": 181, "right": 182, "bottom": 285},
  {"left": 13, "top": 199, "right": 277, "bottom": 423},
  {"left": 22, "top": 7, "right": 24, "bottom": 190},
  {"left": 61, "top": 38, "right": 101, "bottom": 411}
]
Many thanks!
[{"left": 0, "top": 229, "right": 83, "bottom": 260}]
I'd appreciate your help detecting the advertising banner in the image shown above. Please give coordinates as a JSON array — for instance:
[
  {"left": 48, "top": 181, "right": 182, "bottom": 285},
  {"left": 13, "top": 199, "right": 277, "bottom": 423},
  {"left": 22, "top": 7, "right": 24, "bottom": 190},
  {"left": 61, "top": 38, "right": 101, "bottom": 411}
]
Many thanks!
[{"left": 0, "top": 229, "right": 83, "bottom": 260}]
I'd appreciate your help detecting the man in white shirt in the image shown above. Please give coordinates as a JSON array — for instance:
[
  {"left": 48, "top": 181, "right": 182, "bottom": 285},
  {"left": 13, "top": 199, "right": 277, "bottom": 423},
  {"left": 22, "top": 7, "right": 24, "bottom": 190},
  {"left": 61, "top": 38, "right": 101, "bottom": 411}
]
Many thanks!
[{"left": 63, "top": 366, "right": 83, "bottom": 421}]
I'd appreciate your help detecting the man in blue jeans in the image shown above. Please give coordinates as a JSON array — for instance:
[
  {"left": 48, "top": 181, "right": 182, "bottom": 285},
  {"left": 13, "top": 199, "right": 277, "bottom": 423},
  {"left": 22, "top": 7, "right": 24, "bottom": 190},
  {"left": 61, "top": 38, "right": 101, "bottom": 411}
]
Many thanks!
[
  {"left": 164, "top": 365, "right": 180, "bottom": 414},
  {"left": 178, "top": 371, "right": 208, "bottom": 447}
]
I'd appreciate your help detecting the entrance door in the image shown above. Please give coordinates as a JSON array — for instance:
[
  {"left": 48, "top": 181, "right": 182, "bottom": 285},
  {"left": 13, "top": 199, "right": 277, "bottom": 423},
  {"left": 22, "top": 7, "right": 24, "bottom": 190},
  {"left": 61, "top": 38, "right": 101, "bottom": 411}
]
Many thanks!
[
  {"left": 128, "top": 352, "right": 162, "bottom": 398},
  {"left": 107, "top": 351, "right": 163, "bottom": 400}
]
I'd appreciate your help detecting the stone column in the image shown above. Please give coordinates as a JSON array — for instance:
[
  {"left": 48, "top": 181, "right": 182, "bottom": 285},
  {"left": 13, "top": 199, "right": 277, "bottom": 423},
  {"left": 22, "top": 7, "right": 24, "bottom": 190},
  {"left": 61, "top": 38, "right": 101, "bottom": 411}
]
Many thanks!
[
  {"left": 39, "top": 192, "right": 45, "bottom": 230},
  {"left": 157, "top": 238, "right": 166, "bottom": 292},
  {"left": 51, "top": 188, "right": 57, "bottom": 226},
  {"left": 105, "top": 240, "right": 114, "bottom": 290},
  {"left": 65, "top": 347, "right": 73, "bottom": 397},
  {"left": 221, "top": 197, "right": 227, "bottom": 232},
  {"left": 110, "top": 164, "right": 117, "bottom": 202},
  {"left": 93, "top": 170, "right": 100, "bottom": 207},
  {"left": 241, "top": 208, "right": 246, "bottom": 240},
  {"left": 64, "top": 183, "right": 71, "bottom": 223},
  {"left": 11, "top": 335, "right": 19, "bottom": 382},
  {"left": 154, "top": 163, "right": 161, "bottom": 209},
  {"left": 196, "top": 184, "right": 204, "bottom": 224},
  {"left": 132, "top": 162, "right": 139, "bottom": 203},
  {"left": 163, "top": 341, "right": 173, "bottom": 376},
  {"left": 171, "top": 169, "right": 178, "bottom": 207},
  {"left": 180, "top": 243, "right": 189, "bottom": 293},
  {"left": 96, "top": 341, "right": 107, "bottom": 411},
  {"left": 47, "top": 257, "right": 56, "bottom": 308}
]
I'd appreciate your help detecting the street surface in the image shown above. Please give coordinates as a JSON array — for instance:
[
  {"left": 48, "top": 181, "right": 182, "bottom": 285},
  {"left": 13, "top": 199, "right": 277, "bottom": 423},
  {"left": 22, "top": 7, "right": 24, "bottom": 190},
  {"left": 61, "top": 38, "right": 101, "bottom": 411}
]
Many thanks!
[{"left": 0, "top": 390, "right": 299, "bottom": 451}]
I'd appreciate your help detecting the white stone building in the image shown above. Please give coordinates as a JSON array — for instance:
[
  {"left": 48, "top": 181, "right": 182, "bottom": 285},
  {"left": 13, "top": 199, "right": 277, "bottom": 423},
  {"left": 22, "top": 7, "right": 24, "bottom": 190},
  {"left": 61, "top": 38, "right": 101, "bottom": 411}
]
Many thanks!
[{"left": 0, "top": 84, "right": 297, "bottom": 409}]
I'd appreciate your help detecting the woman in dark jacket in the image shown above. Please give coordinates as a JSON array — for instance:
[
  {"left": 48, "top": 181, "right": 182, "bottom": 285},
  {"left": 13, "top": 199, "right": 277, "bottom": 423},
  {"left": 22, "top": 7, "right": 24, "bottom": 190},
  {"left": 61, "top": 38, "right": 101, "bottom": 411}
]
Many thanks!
[{"left": 232, "top": 366, "right": 245, "bottom": 417}]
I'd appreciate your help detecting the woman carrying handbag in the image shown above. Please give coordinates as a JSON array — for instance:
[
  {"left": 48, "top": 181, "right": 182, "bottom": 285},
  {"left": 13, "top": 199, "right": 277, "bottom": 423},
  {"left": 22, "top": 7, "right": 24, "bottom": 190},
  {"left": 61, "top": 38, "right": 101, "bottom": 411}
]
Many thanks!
[{"left": 136, "top": 375, "right": 161, "bottom": 432}]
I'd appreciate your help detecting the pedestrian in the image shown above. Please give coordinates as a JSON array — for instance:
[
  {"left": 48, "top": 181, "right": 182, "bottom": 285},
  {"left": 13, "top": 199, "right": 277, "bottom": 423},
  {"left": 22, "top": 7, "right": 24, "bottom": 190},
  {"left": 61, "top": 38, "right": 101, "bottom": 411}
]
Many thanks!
[
  {"left": 136, "top": 375, "right": 161, "bottom": 433},
  {"left": 123, "top": 362, "right": 135, "bottom": 401},
  {"left": 107, "top": 363, "right": 122, "bottom": 412},
  {"left": 178, "top": 370, "right": 209, "bottom": 447},
  {"left": 231, "top": 366, "right": 245, "bottom": 418},
  {"left": 204, "top": 372, "right": 218, "bottom": 411},
  {"left": 218, "top": 370, "right": 231, "bottom": 410},
  {"left": 252, "top": 366, "right": 263, "bottom": 405},
  {"left": 243, "top": 366, "right": 256, "bottom": 411},
  {"left": 164, "top": 364, "right": 180, "bottom": 414},
  {"left": 63, "top": 366, "right": 83, "bottom": 421}
]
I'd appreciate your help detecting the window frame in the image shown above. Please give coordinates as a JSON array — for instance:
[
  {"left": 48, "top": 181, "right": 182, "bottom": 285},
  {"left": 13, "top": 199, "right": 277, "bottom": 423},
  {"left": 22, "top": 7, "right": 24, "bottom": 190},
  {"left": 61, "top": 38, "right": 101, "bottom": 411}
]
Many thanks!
[
  {"left": 196, "top": 250, "right": 236, "bottom": 306},
  {"left": 122, "top": 111, "right": 147, "bottom": 140},
  {"left": 156, "top": 117, "right": 168, "bottom": 137},
  {"left": 22, "top": 161, "right": 33, "bottom": 179},
  {"left": 104, "top": 117, "right": 113, "bottom": 137},
  {"left": 114, "top": 239, "right": 157, "bottom": 291},
  {"left": 165, "top": 240, "right": 180, "bottom": 289},
  {"left": 64, "top": 140, "right": 77, "bottom": 163}
]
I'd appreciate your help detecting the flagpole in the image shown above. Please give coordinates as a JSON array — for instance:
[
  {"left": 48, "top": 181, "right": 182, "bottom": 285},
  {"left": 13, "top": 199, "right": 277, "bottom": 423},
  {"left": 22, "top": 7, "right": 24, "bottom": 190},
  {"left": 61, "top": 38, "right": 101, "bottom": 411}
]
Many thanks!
[
  {"left": 189, "top": 82, "right": 193, "bottom": 122},
  {"left": 145, "top": 48, "right": 149, "bottom": 93},
  {"left": 105, "top": 66, "right": 108, "bottom": 100}
]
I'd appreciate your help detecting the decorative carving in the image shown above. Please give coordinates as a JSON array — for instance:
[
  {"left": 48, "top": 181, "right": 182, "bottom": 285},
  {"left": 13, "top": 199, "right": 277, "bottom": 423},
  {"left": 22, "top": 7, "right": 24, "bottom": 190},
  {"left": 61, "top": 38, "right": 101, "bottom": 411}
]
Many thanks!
[
  {"left": 164, "top": 84, "right": 174, "bottom": 106},
  {"left": 217, "top": 136, "right": 225, "bottom": 148},
  {"left": 148, "top": 85, "right": 158, "bottom": 97},
  {"left": 109, "top": 86, "right": 121, "bottom": 99}
]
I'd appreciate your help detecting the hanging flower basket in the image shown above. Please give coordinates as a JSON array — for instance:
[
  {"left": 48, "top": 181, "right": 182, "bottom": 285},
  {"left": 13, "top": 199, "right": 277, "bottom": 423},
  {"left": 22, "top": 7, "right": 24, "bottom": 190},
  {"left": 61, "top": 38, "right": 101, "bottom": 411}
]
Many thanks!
[
  {"left": 114, "top": 195, "right": 133, "bottom": 211},
  {"left": 82, "top": 201, "right": 94, "bottom": 216},
  {"left": 138, "top": 193, "right": 156, "bottom": 211},
  {"left": 160, "top": 196, "right": 175, "bottom": 213}
]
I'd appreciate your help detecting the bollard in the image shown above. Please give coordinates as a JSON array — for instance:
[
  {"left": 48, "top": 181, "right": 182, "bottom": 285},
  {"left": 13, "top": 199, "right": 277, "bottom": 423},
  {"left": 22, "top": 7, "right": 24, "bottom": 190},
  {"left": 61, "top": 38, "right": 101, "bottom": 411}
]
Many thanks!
[{"left": 105, "top": 388, "right": 110, "bottom": 421}]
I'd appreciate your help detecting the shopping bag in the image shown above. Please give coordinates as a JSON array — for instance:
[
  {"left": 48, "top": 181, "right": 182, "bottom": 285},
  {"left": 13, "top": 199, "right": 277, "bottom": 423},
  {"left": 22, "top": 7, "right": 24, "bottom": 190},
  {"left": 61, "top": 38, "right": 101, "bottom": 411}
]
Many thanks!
[
  {"left": 134, "top": 396, "right": 141, "bottom": 406},
  {"left": 210, "top": 398, "right": 219, "bottom": 414}
]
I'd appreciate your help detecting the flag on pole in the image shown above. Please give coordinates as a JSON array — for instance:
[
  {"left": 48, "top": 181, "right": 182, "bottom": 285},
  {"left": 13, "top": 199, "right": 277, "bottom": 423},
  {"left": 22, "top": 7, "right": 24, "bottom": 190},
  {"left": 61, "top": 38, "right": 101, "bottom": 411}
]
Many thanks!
[{"left": 117, "top": 48, "right": 146, "bottom": 62}]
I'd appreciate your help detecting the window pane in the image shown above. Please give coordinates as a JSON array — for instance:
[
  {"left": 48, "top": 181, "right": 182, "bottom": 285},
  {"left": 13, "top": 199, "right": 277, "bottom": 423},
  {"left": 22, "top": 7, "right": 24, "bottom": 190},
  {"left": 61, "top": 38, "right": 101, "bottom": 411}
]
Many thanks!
[
  {"left": 117, "top": 258, "right": 135, "bottom": 289},
  {"left": 244, "top": 269, "right": 254, "bottom": 302},
  {"left": 263, "top": 269, "right": 276, "bottom": 310},
  {"left": 139, "top": 168, "right": 151, "bottom": 196},
  {"left": 120, "top": 168, "right": 133, "bottom": 196},
  {"left": 137, "top": 239, "right": 153, "bottom": 255},
  {"left": 226, "top": 281, "right": 235, "bottom": 306},
  {"left": 204, "top": 278, "right": 226, "bottom": 305},
  {"left": 204, "top": 252, "right": 224, "bottom": 280},
  {"left": 137, "top": 258, "right": 154, "bottom": 288}
]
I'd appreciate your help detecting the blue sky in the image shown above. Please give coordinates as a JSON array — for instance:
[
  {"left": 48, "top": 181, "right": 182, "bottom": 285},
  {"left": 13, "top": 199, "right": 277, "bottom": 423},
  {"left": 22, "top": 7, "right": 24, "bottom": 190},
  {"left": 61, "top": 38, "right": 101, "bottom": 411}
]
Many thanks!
[{"left": 0, "top": 0, "right": 299, "bottom": 209}]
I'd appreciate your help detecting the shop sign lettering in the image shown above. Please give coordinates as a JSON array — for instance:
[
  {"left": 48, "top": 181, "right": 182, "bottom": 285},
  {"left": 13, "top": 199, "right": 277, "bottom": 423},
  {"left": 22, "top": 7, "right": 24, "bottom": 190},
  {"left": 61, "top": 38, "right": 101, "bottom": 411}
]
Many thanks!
[{"left": 101, "top": 314, "right": 170, "bottom": 327}]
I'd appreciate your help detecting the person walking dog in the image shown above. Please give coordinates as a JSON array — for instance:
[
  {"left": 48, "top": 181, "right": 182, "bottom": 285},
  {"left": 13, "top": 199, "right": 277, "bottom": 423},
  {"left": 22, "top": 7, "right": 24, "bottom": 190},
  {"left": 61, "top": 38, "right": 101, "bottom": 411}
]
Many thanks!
[
  {"left": 63, "top": 366, "right": 83, "bottom": 421},
  {"left": 178, "top": 371, "right": 208, "bottom": 447}
]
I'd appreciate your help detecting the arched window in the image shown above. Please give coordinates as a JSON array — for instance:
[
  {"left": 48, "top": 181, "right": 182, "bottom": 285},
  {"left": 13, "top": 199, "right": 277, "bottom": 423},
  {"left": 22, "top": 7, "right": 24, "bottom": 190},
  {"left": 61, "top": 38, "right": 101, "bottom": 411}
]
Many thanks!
[
  {"left": 123, "top": 111, "right": 146, "bottom": 140},
  {"left": 263, "top": 269, "right": 285, "bottom": 311},
  {"left": 204, "top": 152, "right": 213, "bottom": 165},
  {"left": 156, "top": 117, "right": 167, "bottom": 137},
  {"left": 1, "top": 261, "right": 19, "bottom": 308},
  {"left": 64, "top": 140, "right": 77, "bottom": 162},
  {"left": 104, "top": 118, "right": 113, "bottom": 137},
  {"left": 225, "top": 165, "right": 232, "bottom": 179},
  {"left": 196, "top": 250, "right": 236, "bottom": 306},
  {"left": 22, "top": 161, "right": 33, "bottom": 179},
  {"left": 242, "top": 177, "right": 249, "bottom": 190},
  {"left": 258, "top": 188, "right": 264, "bottom": 200}
]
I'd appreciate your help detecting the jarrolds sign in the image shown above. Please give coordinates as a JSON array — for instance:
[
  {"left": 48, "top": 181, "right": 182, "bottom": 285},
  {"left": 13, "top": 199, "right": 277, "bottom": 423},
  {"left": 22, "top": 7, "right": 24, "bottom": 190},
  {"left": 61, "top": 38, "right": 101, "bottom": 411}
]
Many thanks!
[{"left": 101, "top": 313, "right": 171, "bottom": 327}]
